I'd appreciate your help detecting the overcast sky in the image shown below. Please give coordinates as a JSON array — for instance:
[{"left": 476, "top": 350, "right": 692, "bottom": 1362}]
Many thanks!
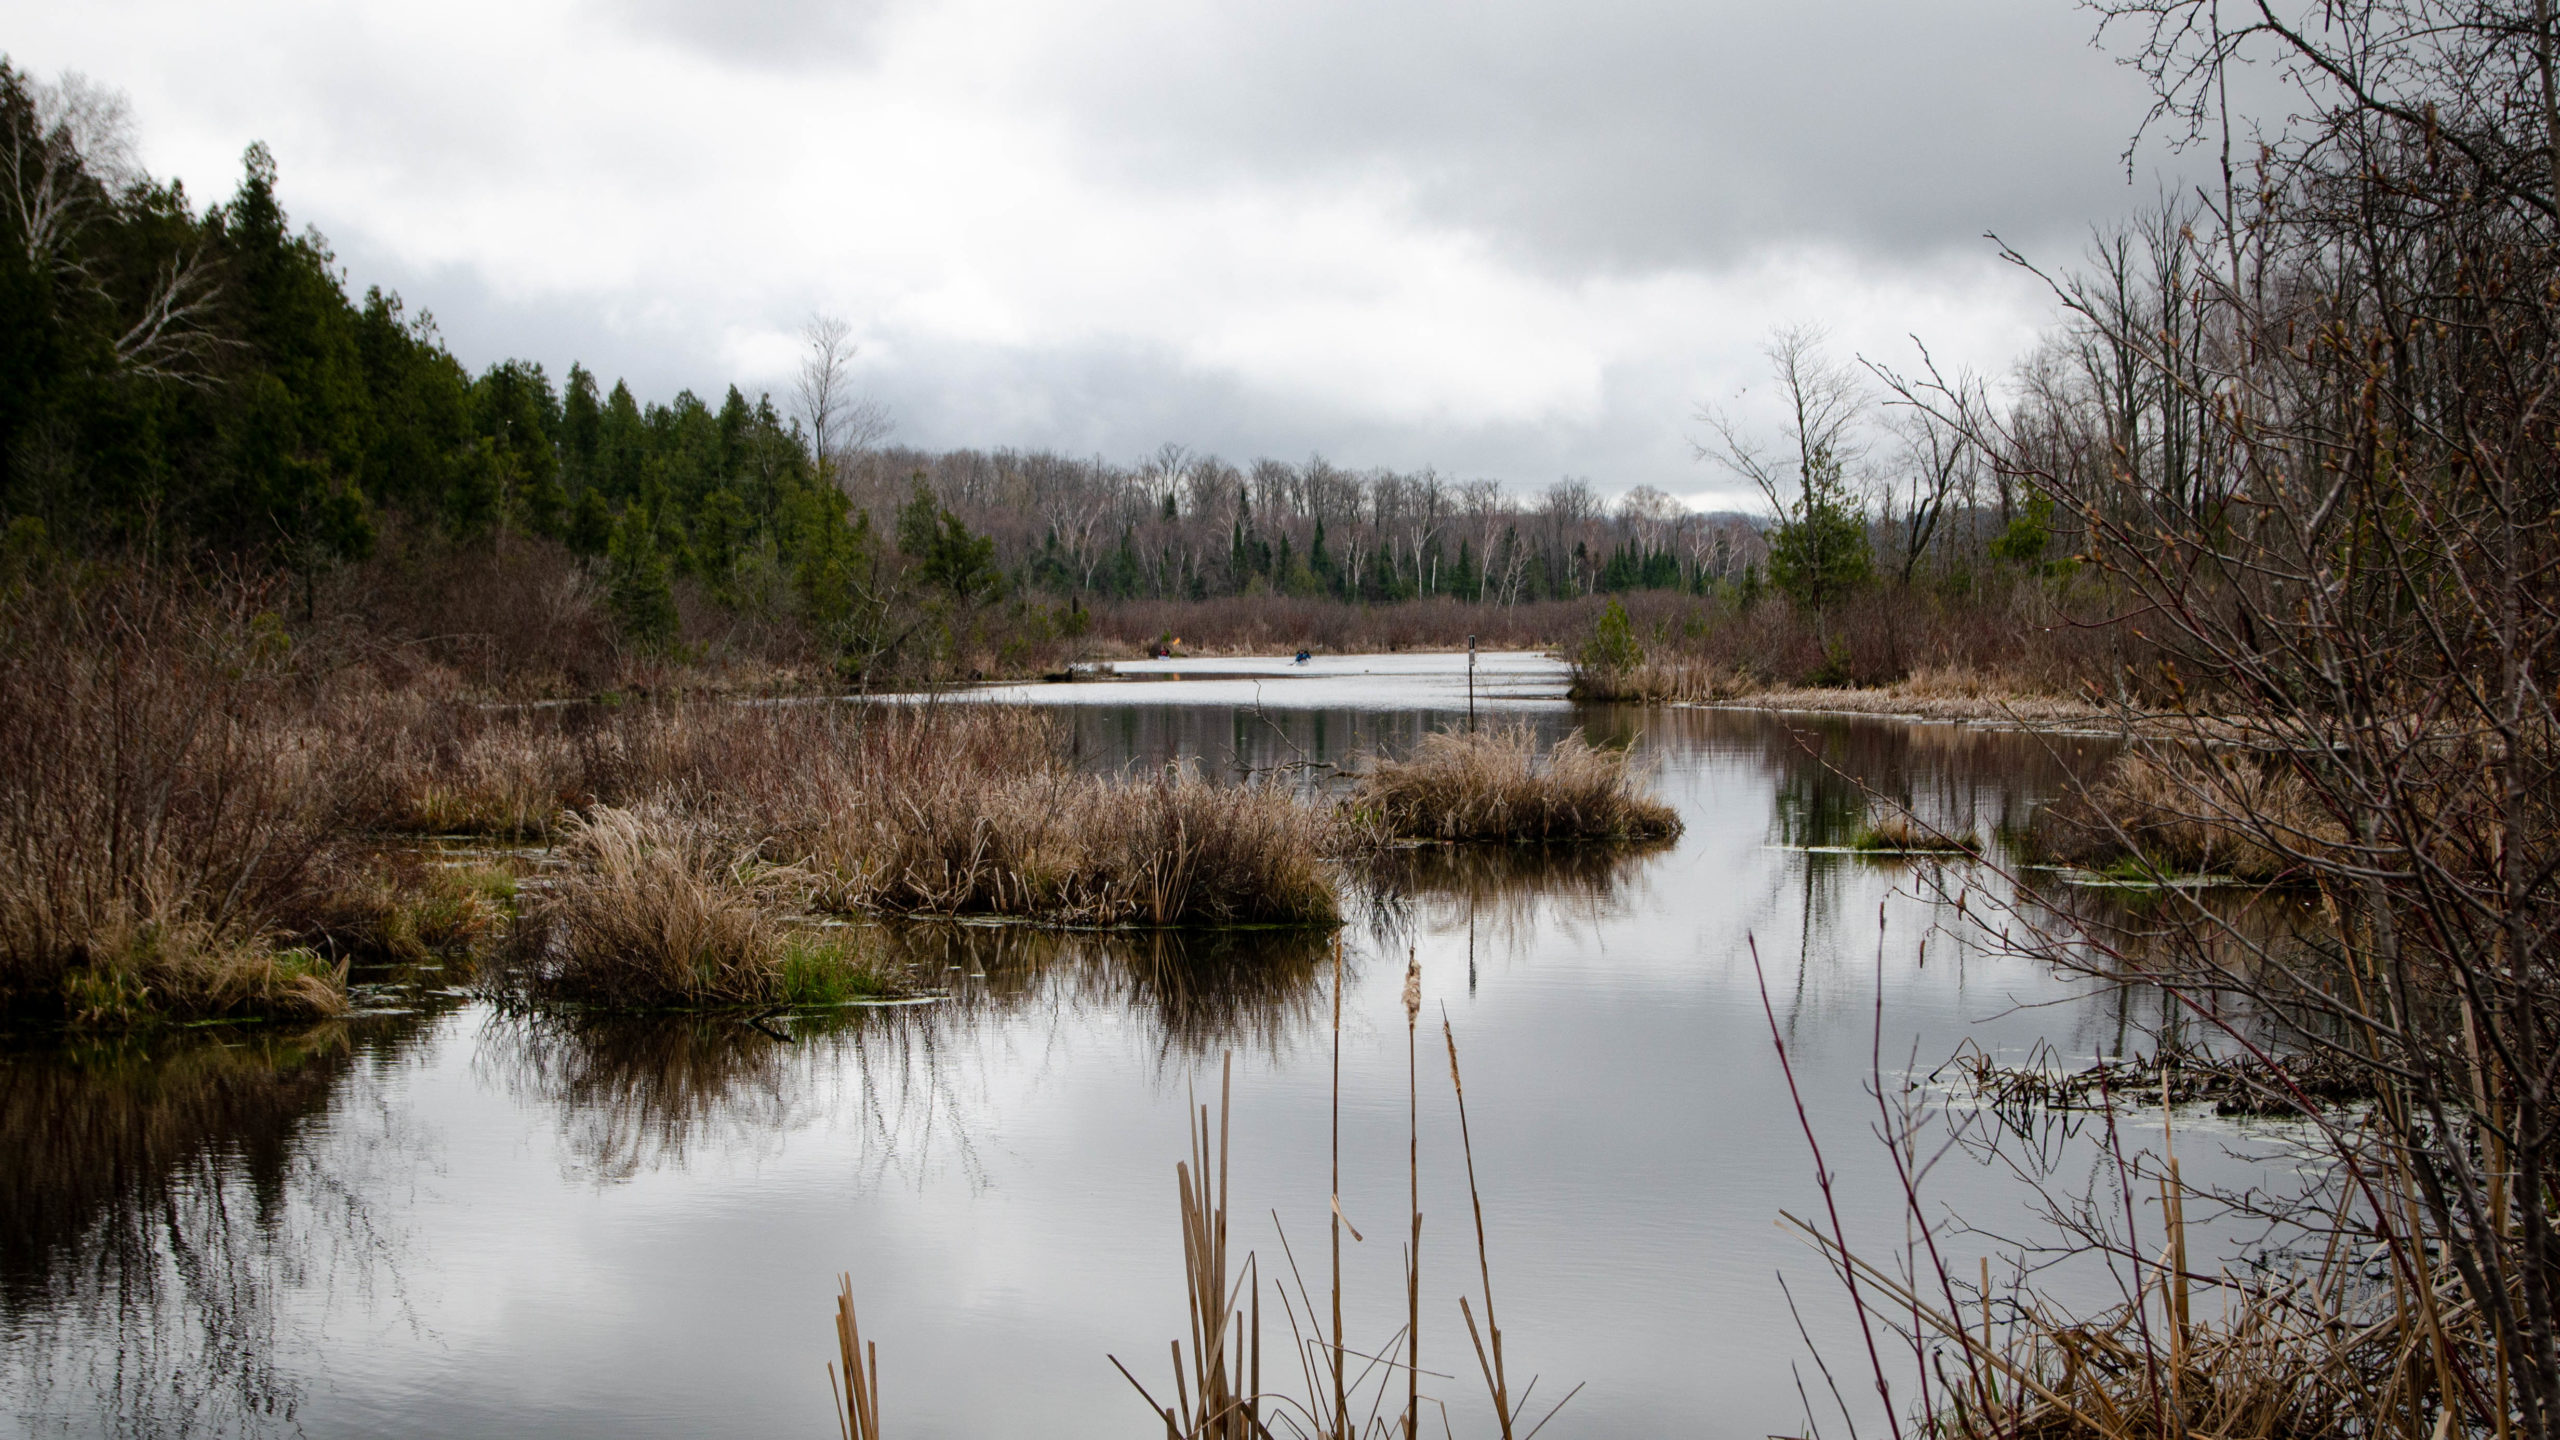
[{"left": 13, "top": 0, "right": 2198, "bottom": 507}]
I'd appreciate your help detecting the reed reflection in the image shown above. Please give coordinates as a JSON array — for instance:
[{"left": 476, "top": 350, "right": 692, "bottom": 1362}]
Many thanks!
[
  {"left": 0, "top": 1020, "right": 430, "bottom": 1438},
  {"left": 474, "top": 1009, "right": 878, "bottom": 1184},
  {"left": 478, "top": 923, "right": 1344, "bottom": 1184},
  {"left": 1358, "top": 840, "right": 1671, "bottom": 965},
  {"left": 883, "top": 923, "right": 1338, "bottom": 1063}
]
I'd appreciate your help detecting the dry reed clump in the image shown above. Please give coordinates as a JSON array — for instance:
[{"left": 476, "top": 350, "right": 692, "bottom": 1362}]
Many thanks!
[
  {"left": 359, "top": 697, "right": 1346, "bottom": 937},
  {"left": 1804, "top": 1210, "right": 2464, "bottom": 1440},
  {"left": 509, "top": 805, "right": 893, "bottom": 1009},
  {"left": 595, "top": 701, "right": 1339, "bottom": 928},
  {"left": 1569, "top": 656, "right": 1758, "bottom": 704},
  {"left": 818, "top": 764, "right": 1341, "bottom": 927},
  {"left": 1848, "top": 805, "right": 1976, "bottom": 854},
  {"left": 1350, "top": 722, "right": 1682, "bottom": 844},
  {"left": 2040, "top": 750, "right": 2346, "bottom": 882},
  {"left": 377, "top": 720, "right": 584, "bottom": 838}
]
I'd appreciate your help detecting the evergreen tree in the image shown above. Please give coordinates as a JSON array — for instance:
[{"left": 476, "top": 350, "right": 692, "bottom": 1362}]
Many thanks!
[
  {"left": 605, "top": 504, "right": 678, "bottom": 651},
  {"left": 1765, "top": 447, "right": 1871, "bottom": 608},
  {"left": 566, "top": 488, "right": 613, "bottom": 558}
]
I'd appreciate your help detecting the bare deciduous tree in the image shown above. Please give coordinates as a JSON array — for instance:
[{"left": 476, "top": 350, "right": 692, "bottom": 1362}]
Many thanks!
[
  {"left": 1696, "top": 324, "right": 1871, "bottom": 520},
  {"left": 795, "top": 313, "right": 890, "bottom": 488}
]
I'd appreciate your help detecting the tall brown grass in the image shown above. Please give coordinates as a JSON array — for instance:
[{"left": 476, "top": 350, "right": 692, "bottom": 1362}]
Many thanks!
[
  {"left": 2035, "top": 750, "right": 2346, "bottom": 882},
  {"left": 380, "top": 699, "right": 1343, "bottom": 930},
  {"left": 507, "top": 805, "right": 892, "bottom": 1008},
  {"left": 834, "top": 1014, "right": 1577, "bottom": 1438},
  {"left": 817, "top": 763, "right": 1341, "bottom": 927},
  {"left": 1351, "top": 723, "right": 1682, "bottom": 844}
]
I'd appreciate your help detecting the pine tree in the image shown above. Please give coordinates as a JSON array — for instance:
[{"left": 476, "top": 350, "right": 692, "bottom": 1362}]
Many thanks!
[{"left": 605, "top": 505, "right": 678, "bottom": 651}]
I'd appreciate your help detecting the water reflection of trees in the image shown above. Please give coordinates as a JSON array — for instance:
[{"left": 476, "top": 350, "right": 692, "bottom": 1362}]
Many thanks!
[
  {"left": 0, "top": 1020, "right": 433, "bottom": 1438},
  {"left": 1716, "top": 710, "right": 2107, "bottom": 850},
  {"left": 884, "top": 923, "right": 1337, "bottom": 1062},
  {"left": 1708, "top": 707, "right": 2124, "bottom": 1040}
]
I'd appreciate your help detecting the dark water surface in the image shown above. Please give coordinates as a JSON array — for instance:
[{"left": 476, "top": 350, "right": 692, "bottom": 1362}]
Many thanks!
[{"left": 4, "top": 656, "right": 2278, "bottom": 1438}]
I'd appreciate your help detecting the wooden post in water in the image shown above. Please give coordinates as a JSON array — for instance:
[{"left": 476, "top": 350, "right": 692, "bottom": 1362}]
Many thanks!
[{"left": 1466, "top": 635, "right": 1477, "bottom": 732}]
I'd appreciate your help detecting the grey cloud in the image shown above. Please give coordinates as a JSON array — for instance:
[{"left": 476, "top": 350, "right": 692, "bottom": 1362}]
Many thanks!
[
  {"left": 1027, "top": 0, "right": 2199, "bottom": 271},
  {"left": 584, "top": 0, "right": 902, "bottom": 70},
  {"left": 808, "top": 334, "right": 1743, "bottom": 503},
  {"left": 346, "top": 233, "right": 1735, "bottom": 497},
  {"left": 301, "top": 0, "right": 2225, "bottom": 504}
]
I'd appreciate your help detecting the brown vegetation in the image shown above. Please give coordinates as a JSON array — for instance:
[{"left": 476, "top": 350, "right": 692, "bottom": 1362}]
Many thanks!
[
  {"left": 1565, "top": 584, "right": 2144, "bottom": 707},
  {"left": 504, "top": 805, "right": 890, "bottom": 1009},
  {"left": 4, "top": 567, "right": 1724, "bottom": 1027},
  {"left": 2034, "top": 750, "right": 2347, "bottom": 882},
  {"left": 0, "top": 574, "right": 1336, "bottom": 1024},
  {"left": 0, "top": 579, "right": 350, "bottom": 1023},
  {"left": 373, "top": 700, "right": 1342, "bottom": 930},
  {"left": 1352, "top": 722, "right": 1682, "bottom": 844},
  {"left": 817, "top": 764, "right": 1341, "bottom": 926}
]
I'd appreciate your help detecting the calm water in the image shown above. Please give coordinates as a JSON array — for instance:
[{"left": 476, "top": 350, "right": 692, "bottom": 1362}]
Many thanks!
[{"left": 2, "top": 656, "right": 2279, "bottom": 1439}]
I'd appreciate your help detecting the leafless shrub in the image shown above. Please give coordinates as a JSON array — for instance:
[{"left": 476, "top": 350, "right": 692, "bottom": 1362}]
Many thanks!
[
  {"left": 1833, "top": 0, "right": 2560, "bottom": 1428},
  {"left": 0, "top": 576, "right": 351, "bottom": 1021}
]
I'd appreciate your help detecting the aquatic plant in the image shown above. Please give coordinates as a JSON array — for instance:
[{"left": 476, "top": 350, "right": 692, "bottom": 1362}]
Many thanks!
[
  {"left": 506, "top": 805, "right": 893, "bottom": 1009},
  {"left": 1350, "top": 722, "right": 1681, "bottom": 845},
  {"left": 816, "top": 763, "right": 1342, "bottom": 927},
  {"left": 1846, "top": 805, "right": 1974, "bottom": 855}
]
